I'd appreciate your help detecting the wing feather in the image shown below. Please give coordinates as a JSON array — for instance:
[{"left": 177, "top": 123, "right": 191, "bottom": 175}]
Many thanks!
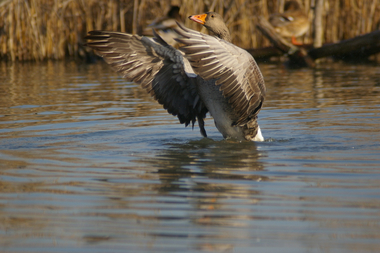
[
  {"left": 175, "top": 23, "right": 266, "bottom": 126},
  {"left": 85, "top": 30, "right": 208, "bottom": 135}
]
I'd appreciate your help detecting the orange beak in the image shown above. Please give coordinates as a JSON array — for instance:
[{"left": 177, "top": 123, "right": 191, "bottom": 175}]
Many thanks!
[{"left": 188, "top": 13, "right": 207, "bottom": 25}]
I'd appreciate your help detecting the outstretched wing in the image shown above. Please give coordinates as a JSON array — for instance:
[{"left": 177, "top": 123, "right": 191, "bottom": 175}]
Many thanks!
[
  {"left": 85, "top": 30, "right": 208, "bottom": 136},
  {"left": 175, "top": 23, "right": 266, "bottom": 126}
]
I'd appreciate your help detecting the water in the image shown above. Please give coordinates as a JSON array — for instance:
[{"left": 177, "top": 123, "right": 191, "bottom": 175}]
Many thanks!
[{"left": 1, "top": 61, "right": 380, "bottom": 253}]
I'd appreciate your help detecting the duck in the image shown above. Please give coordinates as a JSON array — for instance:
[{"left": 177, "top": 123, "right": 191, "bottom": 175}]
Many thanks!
[
  {"left": 269, "top": 1, "right": 309, "bottom": 45},
  {"left": 148, "top": 6, "right": 181, "bottom": 30},
  {"left": 144, "top": 6, "right": 182, "bottom": 48},
  {"left": 85, "top": 12, "right": 266, "bottom": 141}
]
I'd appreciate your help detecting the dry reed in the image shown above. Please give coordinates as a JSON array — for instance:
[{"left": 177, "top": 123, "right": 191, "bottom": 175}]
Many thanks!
[{"left": 0, "top": 0, "right": 379, "bottom": 61}]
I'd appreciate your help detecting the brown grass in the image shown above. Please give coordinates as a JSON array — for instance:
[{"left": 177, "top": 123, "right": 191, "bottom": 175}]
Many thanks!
[{"left": 0, "top": 0, "right": 379, "bottom": 61}]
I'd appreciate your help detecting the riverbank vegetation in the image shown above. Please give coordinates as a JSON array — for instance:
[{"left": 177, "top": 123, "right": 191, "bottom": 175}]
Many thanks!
[{"left": 0, "top": 0, "right": 379, "bottom": 61}]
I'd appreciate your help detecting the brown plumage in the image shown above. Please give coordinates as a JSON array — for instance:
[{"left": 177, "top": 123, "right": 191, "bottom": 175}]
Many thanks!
[
  {"left": 269, "top": 1, "right": 309, "bottom": 45},
  {"left": 145, "top": 6, "right": 182, "bottom": 48},
  {"left": 85, "top": 12, "right": 266, "bottom": 141},
  {"left": 148, "top": 6, "right": 182, "bottom": 30}
]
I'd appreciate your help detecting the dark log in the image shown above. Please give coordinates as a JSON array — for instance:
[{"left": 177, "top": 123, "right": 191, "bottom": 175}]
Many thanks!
[{"left": 308, "top": 30, "right": 380, "bottom": 61}]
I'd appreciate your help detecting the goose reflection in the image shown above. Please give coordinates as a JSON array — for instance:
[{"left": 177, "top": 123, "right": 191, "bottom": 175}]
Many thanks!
[
  {"left": 137, "top": 139, "right": 268, "bottom": 206},
  {"left": 133, "top": 139, "right": 268, "bottom": 250}
]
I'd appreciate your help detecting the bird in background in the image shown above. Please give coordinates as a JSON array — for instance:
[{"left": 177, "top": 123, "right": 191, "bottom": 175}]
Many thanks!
[
  {"left": 144, "top": 5, "right": 182, "bottom": 48},
  {"left": 269, "top": 0, "right": 310, "bottom": 45}
]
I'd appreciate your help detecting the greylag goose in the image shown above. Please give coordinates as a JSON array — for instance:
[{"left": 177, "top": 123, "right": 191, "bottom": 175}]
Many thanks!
[
  {"left": 269, "top": 1, "right": 309, "bottom": 45},
  {"left": 85, "top": 12, "right": 266, "bottom": 141}
]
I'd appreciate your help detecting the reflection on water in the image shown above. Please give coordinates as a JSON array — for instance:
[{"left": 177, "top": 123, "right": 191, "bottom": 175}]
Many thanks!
[{"left": 1, "top": 61, "right": 380, "bottom": 252}]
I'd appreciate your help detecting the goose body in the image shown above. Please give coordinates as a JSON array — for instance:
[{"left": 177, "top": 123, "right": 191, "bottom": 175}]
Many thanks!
[{"left": 85, "top": 12, "right": 266, "bottom": 141}]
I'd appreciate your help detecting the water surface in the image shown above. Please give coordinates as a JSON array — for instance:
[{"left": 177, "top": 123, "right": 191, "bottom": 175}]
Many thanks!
[{"left": 1, "top": 61, "right": 380, "bottom": 252}]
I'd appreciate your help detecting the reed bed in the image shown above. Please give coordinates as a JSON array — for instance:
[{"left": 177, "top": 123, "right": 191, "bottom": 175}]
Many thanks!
[{"left": 0, "top": 0, "right": 379, "bottom": 61}]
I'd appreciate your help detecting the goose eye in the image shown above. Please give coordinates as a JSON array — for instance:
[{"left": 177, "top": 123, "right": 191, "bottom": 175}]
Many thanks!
[{"left": 211, "top": 14, "right": 214, "bottom": 18}]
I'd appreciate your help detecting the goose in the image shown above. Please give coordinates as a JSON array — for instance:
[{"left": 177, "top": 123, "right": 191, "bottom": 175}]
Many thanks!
[
  {"left": 269, "top": 1, "right": 309, "bottom": 45},
  {"left": 85, "top": 12, "right": 266, "bottom": 141}
]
